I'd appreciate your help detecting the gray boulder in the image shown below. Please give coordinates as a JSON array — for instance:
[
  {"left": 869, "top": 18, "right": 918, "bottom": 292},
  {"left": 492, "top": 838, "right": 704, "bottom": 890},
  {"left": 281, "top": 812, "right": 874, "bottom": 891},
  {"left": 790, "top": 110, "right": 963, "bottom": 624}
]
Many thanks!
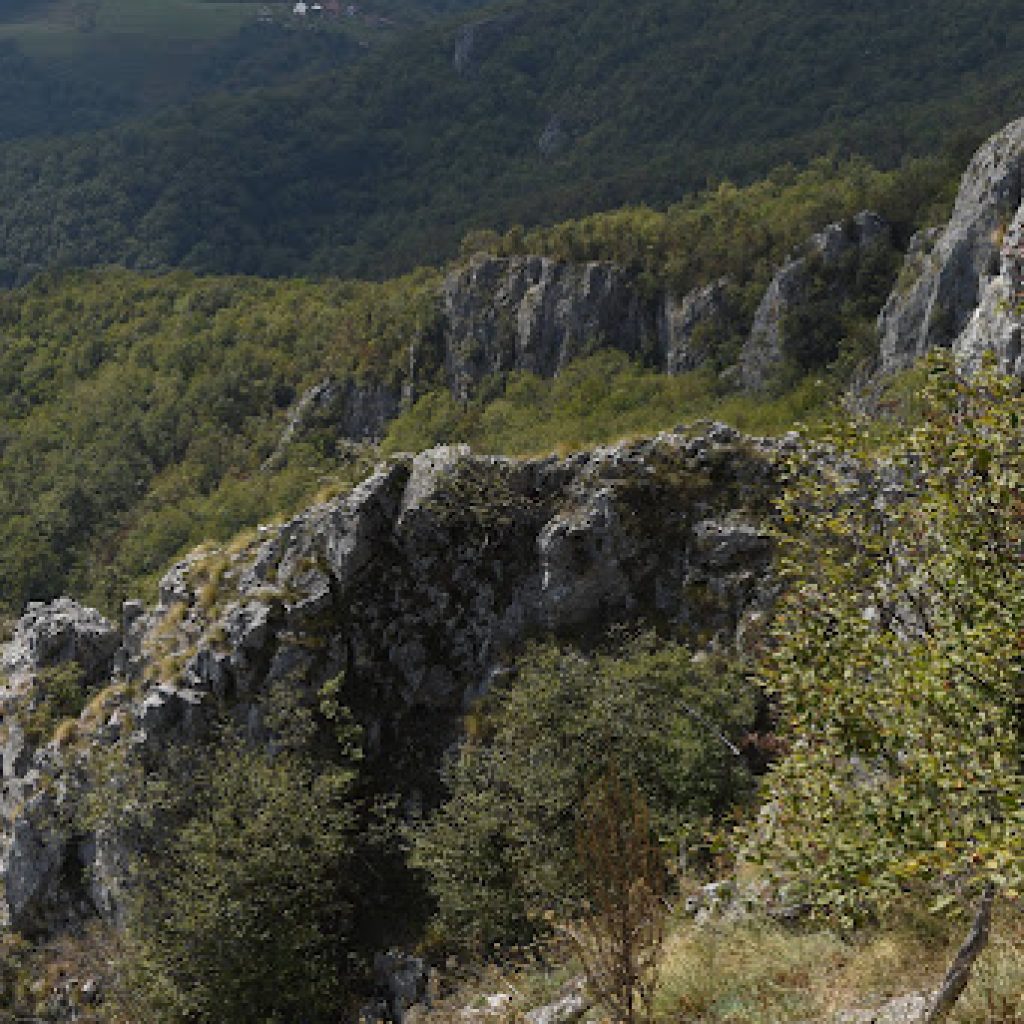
[
  {"left": 1, "top": 598, "right": 119, "bottom": 689},
  {"left": 373, "top": 951, "right": 427, "bottom": 1024}
]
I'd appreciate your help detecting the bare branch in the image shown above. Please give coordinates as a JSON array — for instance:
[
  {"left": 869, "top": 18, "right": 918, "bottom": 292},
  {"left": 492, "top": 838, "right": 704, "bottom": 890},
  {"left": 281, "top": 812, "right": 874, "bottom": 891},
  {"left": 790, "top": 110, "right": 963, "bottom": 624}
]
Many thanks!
[{"left": 925, "top": 883, "right": 996, "bottom": 1024}]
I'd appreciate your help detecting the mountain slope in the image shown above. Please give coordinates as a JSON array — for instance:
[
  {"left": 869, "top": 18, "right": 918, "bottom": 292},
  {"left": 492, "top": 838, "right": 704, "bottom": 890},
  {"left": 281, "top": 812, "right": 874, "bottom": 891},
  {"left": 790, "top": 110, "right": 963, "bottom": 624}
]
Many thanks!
[
  {"left": 0, "top": 0, "right": 1020, "bottom": 283},
  {"left": 0, "top": 147, "right": 963, "bottom": 618}
]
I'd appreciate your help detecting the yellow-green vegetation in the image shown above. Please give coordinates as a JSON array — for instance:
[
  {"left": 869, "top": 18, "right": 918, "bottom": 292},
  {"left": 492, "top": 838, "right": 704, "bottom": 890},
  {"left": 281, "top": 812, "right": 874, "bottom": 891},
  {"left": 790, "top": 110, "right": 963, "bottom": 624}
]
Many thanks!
[
  {"left": 193, "top": 552, "right": 231, "bottom": 615},
  {"left": 749, "top": 357, "right": 1024, "bottom": 925},
  {"left": 415, "top": 913, "right": 1024, "bottom": 1024},
  {"left": 52, "top": 717, "right": 79, "bottom": 749},
  {"left": 0, "top": 0, "right": 260, "bottom": 57},
  {"left": 0, "top": 267, "right": 431, "bottom": 616},
  {"left": 655, "top": 920, "right": 944, "bottom": 1023},
  {"left": 80, "top": 681, "right": 131, "bottom": 730},
  {"left": 384, "top": 352, "right": 837, "bottom": 459}
]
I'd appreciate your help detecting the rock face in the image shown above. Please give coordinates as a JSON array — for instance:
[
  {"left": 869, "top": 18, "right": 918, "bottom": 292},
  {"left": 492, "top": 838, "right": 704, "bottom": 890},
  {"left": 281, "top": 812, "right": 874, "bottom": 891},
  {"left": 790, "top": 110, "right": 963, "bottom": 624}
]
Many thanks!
[
  {"left": 956, "top": 204, "right": 1024, "bottom": 374},
  {"left": 441, "top": 254, "right": 664, "bottom": 399},
  {"left": 661, "top": 277, "right": 738, "bottom": 374},
  {"left": 878, "top": 116, "right": 1024, "bottom": 373},
  {"left": 441, "top": 254, "right": 743, "bottom": 399},
  {"left": 0, "top": 426, "right": 785, "bottom": 935},
  {"left": 741, "top": 211, "right": 892, "bottom": 390},
  {"left": 452, "top": 16, "right": 516, "bottom": 75}
]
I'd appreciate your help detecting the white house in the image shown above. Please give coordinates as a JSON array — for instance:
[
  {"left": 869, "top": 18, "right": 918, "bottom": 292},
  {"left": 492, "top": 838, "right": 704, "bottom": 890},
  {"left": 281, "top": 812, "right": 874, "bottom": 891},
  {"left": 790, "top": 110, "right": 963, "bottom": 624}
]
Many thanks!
[{"left": 293, "top": 1, "right": 308, "bottom": 14}]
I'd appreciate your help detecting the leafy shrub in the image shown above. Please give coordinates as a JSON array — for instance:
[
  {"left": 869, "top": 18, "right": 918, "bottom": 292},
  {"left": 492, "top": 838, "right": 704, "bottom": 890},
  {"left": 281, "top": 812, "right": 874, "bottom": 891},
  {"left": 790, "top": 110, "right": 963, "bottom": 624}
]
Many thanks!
[
  {"left": 412, "top": 635, "right": 756, "bottom": 951},
  {"left": 750, "top": 357, "right": 1024, "bottom": 925},
  {"left": 112, "top": 740, "right": 363, "bottom": 1024}
]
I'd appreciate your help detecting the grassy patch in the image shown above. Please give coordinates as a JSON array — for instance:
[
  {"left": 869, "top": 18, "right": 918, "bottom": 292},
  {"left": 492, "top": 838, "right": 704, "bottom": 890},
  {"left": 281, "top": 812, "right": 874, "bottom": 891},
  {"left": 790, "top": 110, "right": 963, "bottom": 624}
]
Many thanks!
[
  {"left": 383, "top": 351, "right": 838, "bottom": 460},
  {"left": 656, "top": 921, "right": 946, "bottom": 1024}
]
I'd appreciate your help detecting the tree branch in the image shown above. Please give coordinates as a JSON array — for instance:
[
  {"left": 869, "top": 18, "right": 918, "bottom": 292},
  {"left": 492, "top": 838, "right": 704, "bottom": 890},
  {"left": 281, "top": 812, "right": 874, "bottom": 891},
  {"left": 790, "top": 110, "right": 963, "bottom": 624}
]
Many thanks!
[{"left": 925, "top": 882, "right": 996, "bottom": 1023}]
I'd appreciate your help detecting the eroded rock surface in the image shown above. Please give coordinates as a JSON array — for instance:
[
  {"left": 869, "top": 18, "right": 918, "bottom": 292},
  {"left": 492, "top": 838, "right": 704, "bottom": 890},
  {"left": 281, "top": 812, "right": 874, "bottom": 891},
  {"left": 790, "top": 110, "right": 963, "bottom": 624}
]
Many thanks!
[
  {"left": 441, "top": 254, "right": 664, "bottom": 399},
  {"left": 662, "top": 277, "right": 739, "bottom": 374},
  {"left": 956, "top": 204, "right": 1024, "bottom": 374},
  {"left": 741, "top": 211, "right": 892, "bottom": 390},
  {"left": 878, "top": 116, "right": 1024, "bottom": 373}
]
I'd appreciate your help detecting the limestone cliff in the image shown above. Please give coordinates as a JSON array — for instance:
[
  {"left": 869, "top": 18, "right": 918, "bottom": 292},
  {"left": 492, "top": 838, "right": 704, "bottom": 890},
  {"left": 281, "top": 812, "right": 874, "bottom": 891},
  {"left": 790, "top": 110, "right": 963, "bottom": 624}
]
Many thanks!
[
  {"left": 275, "top": 255, "right": 743, "bottom": 451},
  {"left": 0, "top": 425, "right": 784, "bottom": 937},
  {"left": 439, "top": 254, "right": 743, "bottom": 398},
  {"left": 877, "top": 117, "right": 1024, "bottom": 374}
]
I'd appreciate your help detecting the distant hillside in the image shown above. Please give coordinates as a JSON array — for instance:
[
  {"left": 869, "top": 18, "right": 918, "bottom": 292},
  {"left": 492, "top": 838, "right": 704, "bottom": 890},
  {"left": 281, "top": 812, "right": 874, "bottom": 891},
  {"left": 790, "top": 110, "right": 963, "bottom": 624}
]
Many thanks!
[
  {"left": 0, "top": 0, "right": 492, "bottom": 143},
  {"left": 0, "top": 0, "right": 1018, "bottom": 283}
]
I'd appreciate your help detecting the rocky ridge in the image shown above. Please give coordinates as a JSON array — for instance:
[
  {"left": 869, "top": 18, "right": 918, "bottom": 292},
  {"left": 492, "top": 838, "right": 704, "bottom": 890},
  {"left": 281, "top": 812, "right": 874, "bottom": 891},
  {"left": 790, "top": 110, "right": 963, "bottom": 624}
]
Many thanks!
[
  {"left": 277, "top": 227, "right": 891, "bottom": 455},
  {"left": 0, "top": 425, "right": 785, "bottom": 938}
]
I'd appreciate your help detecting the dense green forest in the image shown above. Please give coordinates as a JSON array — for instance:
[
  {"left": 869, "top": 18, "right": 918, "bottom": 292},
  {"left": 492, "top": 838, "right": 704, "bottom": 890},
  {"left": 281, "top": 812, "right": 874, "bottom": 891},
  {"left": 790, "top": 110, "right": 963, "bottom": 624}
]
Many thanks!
[
  {"left": 0, "top": 0, "right": 1017, "bottom": 282},
  {"left": 0, "top": 267, "right": 440, "bottom": 617}
]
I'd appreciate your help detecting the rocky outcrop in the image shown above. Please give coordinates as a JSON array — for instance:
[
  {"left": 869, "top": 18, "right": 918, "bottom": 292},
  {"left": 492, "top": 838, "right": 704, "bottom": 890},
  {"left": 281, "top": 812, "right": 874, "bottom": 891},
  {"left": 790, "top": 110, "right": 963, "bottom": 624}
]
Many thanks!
[
  {"left": 661, "top": 277, "right": 738, "bottom": 374},
  {"left": 0, "top": 599, "right": 119, "bottom": 820},
  {"left": 264, "top": 377, "right": 405, "bottom": 461},
  {"left": 740, "top": 211, "right": 892, "bottom": 390},
  {"left": 0, "top": 599, "right": 119, "bottom": 690},
  {"left": 0, "top": 425, "right": 786, "bottom": 934},
  {"left": 878, "top": 116, "right": 1024, "bottom": 373},
  {"left": 441, "top": 254, "right": 664, "bottom": 399},
  {"left": 955, "top": 205, "right": 1024, "bottom": 374},
  {"left": 441, "top": 254, "right": 744, "bottom": 399}
]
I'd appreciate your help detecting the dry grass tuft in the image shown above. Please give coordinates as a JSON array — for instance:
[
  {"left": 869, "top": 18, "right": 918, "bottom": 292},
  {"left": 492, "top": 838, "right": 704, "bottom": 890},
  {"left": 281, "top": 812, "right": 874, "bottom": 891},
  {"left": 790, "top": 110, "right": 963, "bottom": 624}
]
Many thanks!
[{"left": 655, "top": 919, "right": 949, "bottom": 1024}]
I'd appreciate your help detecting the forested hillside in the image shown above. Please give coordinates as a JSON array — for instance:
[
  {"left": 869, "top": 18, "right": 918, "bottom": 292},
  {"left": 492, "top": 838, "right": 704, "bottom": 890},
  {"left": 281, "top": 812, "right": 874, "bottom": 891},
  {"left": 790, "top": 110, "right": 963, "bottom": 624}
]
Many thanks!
[
  {"left": 2, "top": 7, "right": 1024, "bottom": 1018},
  {"left": 0, "top": 0, "right": 1018, "bottom": 283},
  {"left": 0, "top": 152, "right": 954, "bottom": 620},
  {"left": 0, "top": 0, "right": 490, "bottom": 144}
]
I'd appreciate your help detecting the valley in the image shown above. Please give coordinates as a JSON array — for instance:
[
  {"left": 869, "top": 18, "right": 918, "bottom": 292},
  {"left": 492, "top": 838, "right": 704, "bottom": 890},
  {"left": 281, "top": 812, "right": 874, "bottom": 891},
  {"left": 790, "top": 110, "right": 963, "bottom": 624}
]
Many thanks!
[{"left": 0, "top": 3, "right": 1023, "bottom": 1022}]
